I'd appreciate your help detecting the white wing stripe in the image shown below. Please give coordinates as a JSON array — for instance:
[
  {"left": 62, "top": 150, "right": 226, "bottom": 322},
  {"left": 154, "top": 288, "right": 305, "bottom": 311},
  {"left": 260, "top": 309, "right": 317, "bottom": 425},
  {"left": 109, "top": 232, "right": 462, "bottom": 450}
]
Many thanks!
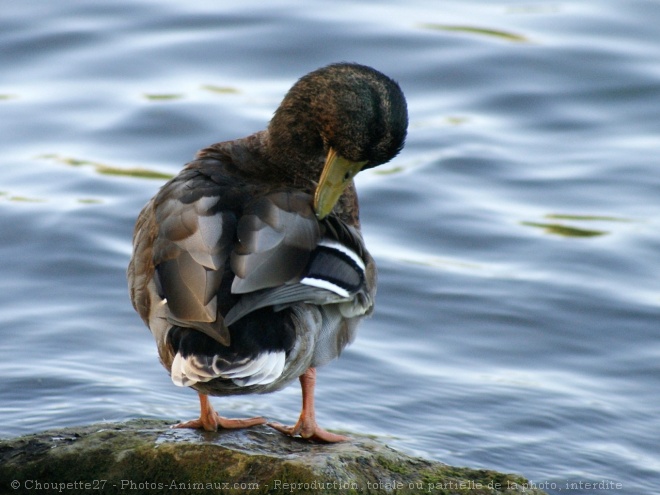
[
  {"left": 317, "top": 238, "right": 365, "bottom": 271},
  {"left": 300, "top": 277, "right": 350, "bottom": 298}
]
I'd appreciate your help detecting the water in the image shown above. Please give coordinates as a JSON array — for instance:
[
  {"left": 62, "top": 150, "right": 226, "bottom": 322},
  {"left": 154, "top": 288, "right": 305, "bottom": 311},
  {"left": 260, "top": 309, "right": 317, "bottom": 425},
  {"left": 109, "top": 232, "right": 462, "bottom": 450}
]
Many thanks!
[{"left": 1, "top": 1, "right": 659, "bottom": 494}]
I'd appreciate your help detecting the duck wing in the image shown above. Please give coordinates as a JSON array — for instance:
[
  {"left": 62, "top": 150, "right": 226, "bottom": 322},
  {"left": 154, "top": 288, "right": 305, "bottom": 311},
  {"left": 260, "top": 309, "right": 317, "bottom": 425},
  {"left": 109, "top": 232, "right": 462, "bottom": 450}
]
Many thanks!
[
  {"left": 226, "top": 207, "right": 374, "bottom": 325},
  {"left": 145, "top": 167, "right": 240, "bottom": 347}
]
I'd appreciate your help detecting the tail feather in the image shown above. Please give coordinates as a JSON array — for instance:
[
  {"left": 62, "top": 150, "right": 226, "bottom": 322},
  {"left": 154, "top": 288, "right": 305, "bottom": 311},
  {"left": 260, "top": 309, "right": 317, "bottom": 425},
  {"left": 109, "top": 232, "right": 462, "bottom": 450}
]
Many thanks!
[{"left": 170, "top": 346, "right": 285, "bottom": 388}]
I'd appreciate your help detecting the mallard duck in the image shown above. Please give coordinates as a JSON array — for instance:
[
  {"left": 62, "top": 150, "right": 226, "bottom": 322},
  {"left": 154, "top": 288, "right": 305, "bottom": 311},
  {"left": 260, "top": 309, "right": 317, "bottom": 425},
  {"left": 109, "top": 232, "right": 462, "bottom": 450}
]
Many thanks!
[{"left": 128, "top": 63, "right": 407, "bottom": 443}]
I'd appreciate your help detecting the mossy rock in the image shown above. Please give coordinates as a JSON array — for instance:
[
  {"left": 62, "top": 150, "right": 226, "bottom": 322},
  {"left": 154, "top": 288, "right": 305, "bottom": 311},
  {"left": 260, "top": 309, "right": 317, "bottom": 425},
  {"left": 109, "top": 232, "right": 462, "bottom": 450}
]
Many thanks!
[{"left": 0, "top": 419, "right": 547, "bottom": 494}]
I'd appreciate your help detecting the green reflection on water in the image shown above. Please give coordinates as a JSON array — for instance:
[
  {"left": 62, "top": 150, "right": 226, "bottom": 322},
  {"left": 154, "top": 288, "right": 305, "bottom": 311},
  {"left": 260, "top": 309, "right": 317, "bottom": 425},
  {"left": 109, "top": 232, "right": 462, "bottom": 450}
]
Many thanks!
[
  {"left": 545, "top": 214, "right": 630, "bottom": 222},
  {"left": 522, "top": 222, "right": 606, "bottom": 238},
  {"left": 2, "top": 195, "right": 46, "bottom": 203},
  {"left": 446, "top": 116, "right": 469, "bottom": 126},
  {"left": 1, "top": 189, "right": 106, "bottom": 206},
  {"left": 373, "top": 166, "right": 405, "bottom": 175},
  {"left": 39, "top": 154, "right": 174, "bottom": 180},
  {"left": 201, "top": 85, "right": 240, "bottom": 94},
  {"left": 1, "top": 190, "right": 45, "bottom": 203},
  {"left": 95, "top": 165, "right": 174, "bottom": 179},
  {"left": 521, "top": 213, "right": 633, "bottom": 238},
  {"left": 143, "top": 93, "right": 185, "bottom": 101},
  {"left": 419, "top": 23, "right": 529, "bottom": 43}
]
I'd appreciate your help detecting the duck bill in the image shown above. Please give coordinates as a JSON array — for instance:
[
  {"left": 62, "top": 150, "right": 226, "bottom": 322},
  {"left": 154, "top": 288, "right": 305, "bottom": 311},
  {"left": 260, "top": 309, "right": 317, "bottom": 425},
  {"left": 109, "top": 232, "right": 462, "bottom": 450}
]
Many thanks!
[{"left": 314, "top": 148, "right": 366, "bottom": 219}]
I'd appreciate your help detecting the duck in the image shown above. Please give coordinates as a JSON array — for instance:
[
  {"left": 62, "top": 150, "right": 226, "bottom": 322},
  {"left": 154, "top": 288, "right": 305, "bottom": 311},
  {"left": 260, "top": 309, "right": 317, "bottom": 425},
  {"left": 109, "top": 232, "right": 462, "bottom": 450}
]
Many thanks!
[{"left": 127, "top": 62, "right": 408, "bottom": 443}]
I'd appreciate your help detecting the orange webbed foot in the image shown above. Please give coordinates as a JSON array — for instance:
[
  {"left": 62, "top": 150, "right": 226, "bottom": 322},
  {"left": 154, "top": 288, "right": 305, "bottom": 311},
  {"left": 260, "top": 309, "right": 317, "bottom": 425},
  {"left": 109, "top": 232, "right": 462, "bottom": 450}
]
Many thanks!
[
  {"left": 268, "top": 367, "right": 349, "bottom": 443},
  {"left": 173, "top": 414, "right": 266, "bottom": 432},
  {"left": 172, "top": 393, "right": 266, "bottom": 432},
  {"left": 268, "top": 419, "right": 348, "bottom": 443}
]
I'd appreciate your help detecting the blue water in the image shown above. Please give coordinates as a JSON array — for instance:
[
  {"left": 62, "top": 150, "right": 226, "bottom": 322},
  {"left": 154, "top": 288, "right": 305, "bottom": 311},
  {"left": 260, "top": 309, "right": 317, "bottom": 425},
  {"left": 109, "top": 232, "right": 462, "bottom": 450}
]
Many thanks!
[{"left": 1, "top": 1, "right": 659, "bottom": 494}]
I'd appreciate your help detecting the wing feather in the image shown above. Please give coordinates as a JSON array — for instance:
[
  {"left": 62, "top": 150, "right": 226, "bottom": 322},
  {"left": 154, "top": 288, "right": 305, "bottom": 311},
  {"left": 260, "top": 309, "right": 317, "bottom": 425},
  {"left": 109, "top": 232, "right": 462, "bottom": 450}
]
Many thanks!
[
  {"left": 148, "top": 173, "right": 237, "bottom": 346},
  {"left": 230, "top": 192, "right": 320, "bottom": 293},
  {"left": 226, "top": 195, "right": 374, "bottom": 325}
]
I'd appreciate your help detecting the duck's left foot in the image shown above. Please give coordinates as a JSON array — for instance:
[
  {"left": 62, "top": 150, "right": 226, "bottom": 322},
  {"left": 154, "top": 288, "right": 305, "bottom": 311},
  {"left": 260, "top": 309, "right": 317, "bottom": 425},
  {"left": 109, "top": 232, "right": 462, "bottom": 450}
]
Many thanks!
[
  {"left": 172, "top": 392, "right": 266, "bottom": 432},
  {"left": 268, "top": 418, "right": 348, "bottom": 443},
  {"left": 174, "top": 414, "right": 266, "bottom": 432}
]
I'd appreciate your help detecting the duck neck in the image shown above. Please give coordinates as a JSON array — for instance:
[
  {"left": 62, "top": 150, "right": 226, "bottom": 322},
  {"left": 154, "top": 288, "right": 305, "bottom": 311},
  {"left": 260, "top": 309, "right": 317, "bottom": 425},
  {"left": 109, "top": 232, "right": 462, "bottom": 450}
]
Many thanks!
[
  {"left": 264, "top": 93, "right": 329, "bottom": 190},
  {"left": 260, "top": 130, "right": 325, "bottom": 192}
]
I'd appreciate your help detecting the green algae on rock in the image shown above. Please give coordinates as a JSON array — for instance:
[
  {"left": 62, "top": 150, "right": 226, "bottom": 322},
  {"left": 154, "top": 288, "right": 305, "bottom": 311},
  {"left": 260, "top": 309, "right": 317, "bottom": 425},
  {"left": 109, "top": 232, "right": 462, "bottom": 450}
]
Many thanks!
[{"left": 0, "top": 419, "right": 547, "bottom": 495}]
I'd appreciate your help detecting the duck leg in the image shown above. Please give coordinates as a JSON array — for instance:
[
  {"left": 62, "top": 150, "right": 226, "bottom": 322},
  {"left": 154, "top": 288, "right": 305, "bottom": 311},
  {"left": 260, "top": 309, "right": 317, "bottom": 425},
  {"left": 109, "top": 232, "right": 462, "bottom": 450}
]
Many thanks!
[
  {"left": 268, "top": 367, "right": 348, "bottom": 443},
  {"left": 172, "top": 392, "right": 266, "bottom": 432}
]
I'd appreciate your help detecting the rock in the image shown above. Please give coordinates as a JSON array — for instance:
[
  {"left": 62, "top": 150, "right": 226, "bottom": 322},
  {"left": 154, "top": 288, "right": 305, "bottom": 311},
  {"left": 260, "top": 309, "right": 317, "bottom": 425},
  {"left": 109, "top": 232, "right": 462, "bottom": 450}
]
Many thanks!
[{"left": 0, "top": 419, "right": 547, "bottom": 494}]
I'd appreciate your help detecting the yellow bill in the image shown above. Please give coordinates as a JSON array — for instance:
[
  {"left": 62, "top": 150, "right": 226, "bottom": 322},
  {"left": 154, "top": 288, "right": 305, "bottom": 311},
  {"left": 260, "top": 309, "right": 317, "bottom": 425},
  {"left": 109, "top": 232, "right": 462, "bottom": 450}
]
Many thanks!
[{"left": 313, "top": 147, "right": 367, "bottom": 219}]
